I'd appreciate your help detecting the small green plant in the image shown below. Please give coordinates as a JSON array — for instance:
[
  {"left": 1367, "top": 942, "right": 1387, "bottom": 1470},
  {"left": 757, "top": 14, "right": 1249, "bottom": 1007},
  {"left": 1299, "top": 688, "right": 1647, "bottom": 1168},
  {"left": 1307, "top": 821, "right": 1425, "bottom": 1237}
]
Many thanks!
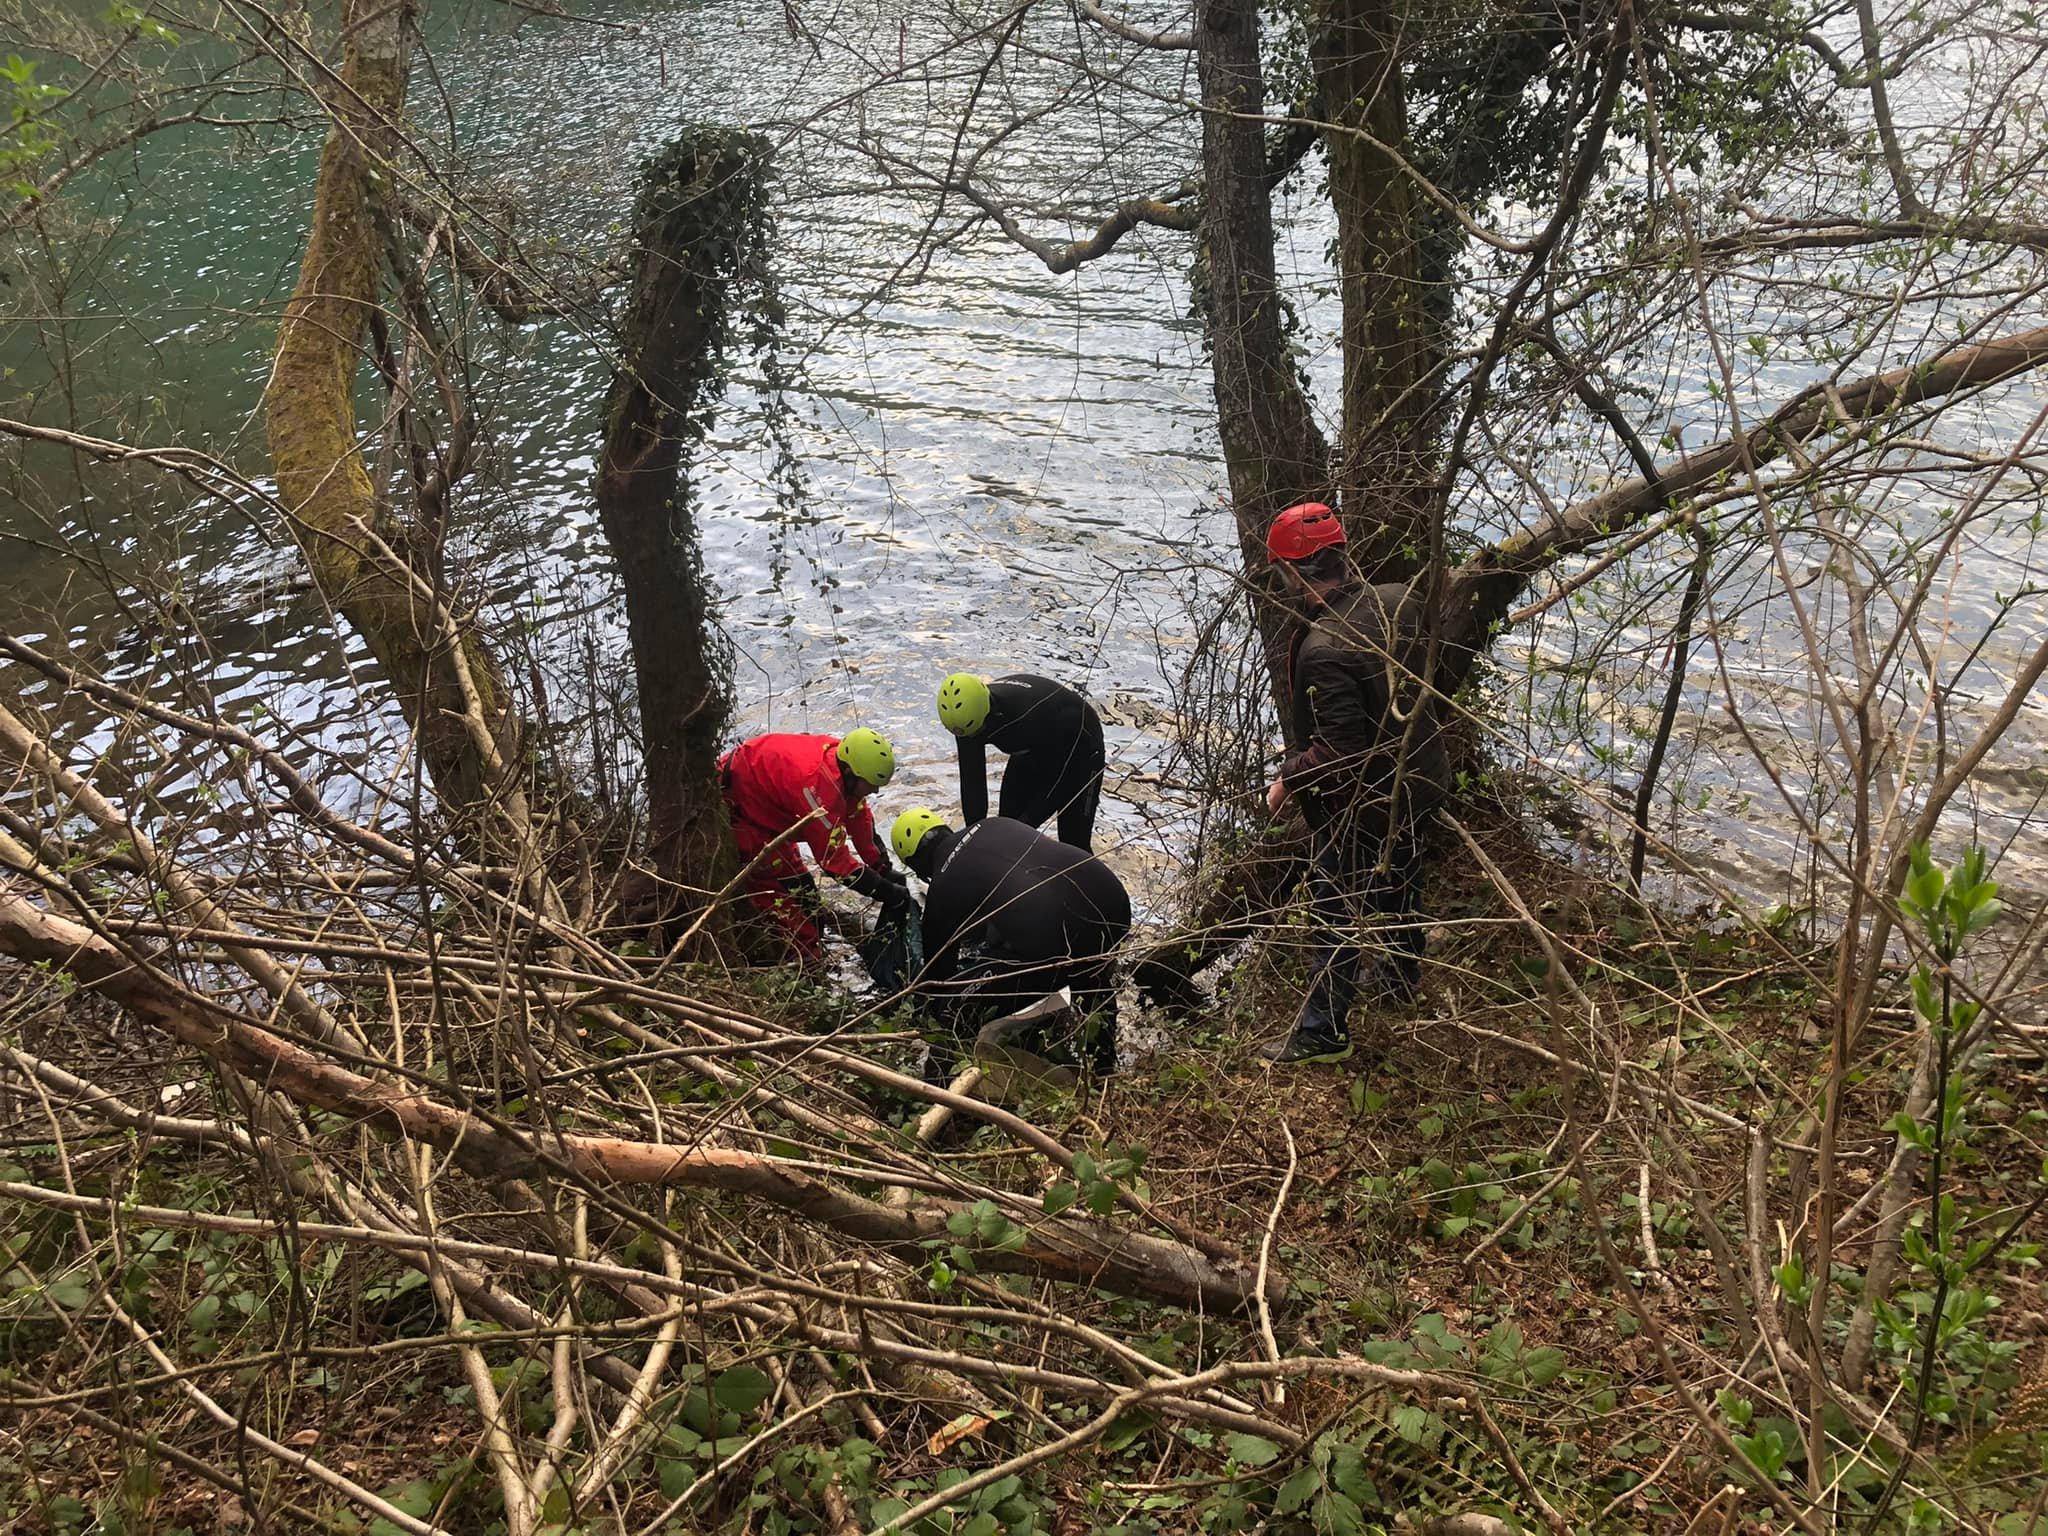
[
  {"left": 1, "top": 55, "right": 63, "bottom": 198},
  {"left": 1865, "top": 844, "right": 2016, "bottom": 1525}
]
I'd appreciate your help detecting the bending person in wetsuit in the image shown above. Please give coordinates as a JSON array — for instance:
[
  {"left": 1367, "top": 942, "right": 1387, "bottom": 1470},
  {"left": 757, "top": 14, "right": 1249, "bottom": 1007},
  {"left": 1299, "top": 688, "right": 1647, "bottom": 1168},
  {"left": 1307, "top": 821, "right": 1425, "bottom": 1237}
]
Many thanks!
[
  {"left": 936, "top": 673, "right": 1105, "bottom": 851},
  {"left": 889, "top": 808, "right": 1129, "bottom": 1077}
]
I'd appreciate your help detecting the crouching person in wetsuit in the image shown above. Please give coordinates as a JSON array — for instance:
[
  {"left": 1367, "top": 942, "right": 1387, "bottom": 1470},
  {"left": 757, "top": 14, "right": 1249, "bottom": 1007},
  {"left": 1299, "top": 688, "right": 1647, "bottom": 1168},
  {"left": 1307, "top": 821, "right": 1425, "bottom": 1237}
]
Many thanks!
[
  {"left": 719, "top": 728, "right": 912, "bottom": 962},
  {"left": 889, "top": 809, "right": 1130, "bottom": 1078},
  {"left": 1259, "top": 502, "right": 1450, "bottom": 1066},
  {"left": 936, "top": 673, "right": 1105, "bottom": 851}
]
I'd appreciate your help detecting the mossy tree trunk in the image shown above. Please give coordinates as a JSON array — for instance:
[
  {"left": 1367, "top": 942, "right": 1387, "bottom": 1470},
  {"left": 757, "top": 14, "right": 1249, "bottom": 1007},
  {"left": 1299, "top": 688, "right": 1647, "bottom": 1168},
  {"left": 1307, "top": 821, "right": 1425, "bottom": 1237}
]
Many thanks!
[
  {"left": 264, "top": 0, "right": 525, "bottom": 830},
  {"left": 596, "top": 135, "right": 774, "bottom": 932}
]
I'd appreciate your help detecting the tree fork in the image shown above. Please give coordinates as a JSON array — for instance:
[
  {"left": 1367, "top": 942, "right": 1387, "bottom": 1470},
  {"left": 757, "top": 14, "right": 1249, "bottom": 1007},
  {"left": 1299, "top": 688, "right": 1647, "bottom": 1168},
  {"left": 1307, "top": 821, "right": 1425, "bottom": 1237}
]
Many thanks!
[
  {"left": 1196, "top": 0, "right": 1331, "bottom": 741},
  {"left": 1310, "top": 0, "right": 1442, "bottom": 578}
]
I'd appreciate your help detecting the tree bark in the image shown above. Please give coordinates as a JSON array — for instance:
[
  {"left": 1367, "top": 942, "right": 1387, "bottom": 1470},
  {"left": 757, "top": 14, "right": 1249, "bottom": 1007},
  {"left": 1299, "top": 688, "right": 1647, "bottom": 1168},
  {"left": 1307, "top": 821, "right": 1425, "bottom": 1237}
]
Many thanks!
[
  {"left": 1196, "top": 0, "right": 1331, "bottom": 739},
  {"left": 264, "top": 0, "right": 524, "bottom": 822},
  {"left": 1311, "top": 0, "right": 1440, "bottom": 579},
  {"left": 596, "top": 135, "right": 766, "bottom": 929}
]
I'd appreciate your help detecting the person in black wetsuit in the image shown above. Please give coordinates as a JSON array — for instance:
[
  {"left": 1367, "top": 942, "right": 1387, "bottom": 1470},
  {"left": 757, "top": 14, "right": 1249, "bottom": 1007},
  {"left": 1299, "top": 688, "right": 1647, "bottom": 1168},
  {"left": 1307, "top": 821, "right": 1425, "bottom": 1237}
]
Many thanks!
[
  {"left": 935, "top": 672, "right": 1105, "bottom": 851},
  {"left": 888, "top": 808, "right": 1129, "bottom": 1076}
]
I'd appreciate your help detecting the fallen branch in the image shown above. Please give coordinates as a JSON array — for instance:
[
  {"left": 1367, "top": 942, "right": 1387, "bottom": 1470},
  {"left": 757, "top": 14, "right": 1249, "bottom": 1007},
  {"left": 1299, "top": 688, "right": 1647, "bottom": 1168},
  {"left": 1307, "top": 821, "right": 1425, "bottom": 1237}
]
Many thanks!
[{"left": 0, "top": 892, "right": 1276, "bottom": 1315}]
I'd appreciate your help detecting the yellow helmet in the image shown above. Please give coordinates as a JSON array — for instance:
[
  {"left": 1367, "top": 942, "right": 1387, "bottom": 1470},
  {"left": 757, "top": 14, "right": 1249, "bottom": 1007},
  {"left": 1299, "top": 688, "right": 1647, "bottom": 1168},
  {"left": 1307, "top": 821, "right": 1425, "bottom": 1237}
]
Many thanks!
[
  {"left": 835, "top": 728, "right": 896, "bottom": 788},
  {"left": 937, "top": 673, "right": 991, "bottom": 736},
  {"left": 891, "top": 807, "right": 948, "bottom": 863}
]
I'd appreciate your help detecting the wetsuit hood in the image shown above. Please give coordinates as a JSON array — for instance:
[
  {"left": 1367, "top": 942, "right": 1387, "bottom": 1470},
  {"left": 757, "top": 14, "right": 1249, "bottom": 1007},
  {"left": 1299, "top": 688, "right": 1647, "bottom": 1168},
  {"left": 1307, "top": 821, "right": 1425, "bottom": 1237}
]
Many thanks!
[{"left": 908, "top": 824, "right": 957, "bottom": 881}]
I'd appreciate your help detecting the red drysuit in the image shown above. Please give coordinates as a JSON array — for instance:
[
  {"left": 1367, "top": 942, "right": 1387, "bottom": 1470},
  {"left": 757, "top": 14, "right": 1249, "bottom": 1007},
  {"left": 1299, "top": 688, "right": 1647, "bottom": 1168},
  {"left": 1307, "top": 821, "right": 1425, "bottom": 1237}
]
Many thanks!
[{"left": 719, "top": 733, "right": 888, "bottom": 956}]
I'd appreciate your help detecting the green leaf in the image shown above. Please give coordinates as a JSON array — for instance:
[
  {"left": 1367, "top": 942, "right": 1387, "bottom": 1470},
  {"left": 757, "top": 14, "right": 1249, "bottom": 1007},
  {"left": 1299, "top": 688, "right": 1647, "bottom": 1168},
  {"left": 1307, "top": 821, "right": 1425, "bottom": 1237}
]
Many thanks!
[
  {"left": 1329, "top": 1443, "right": 1371, "bottom": 1503},
  {"left": 713, "top": 1364, "right": 774, "bottom": 1416},
  {"left": 381, "top": 1479, "right": 438, "bottom": 1518},
  {"left": 1041, "top": 1182, "right": 1078, "bottom": 1216},
  {"left": 659, "top": 1458, "right": 700, "bottom": 1507},
  {"left": 1521, "top": 1346, "right": 1566, "bottom": 1385},
  {"left": 1315, "top": 1489, "right": 1367, "bottom": 1536},
  {"left": 1225, "top": 1432, "right": 1282, "bottom": 1467},
  {"left": 1273, "top": 1465, "right": 1319, "bottom": 1515}
]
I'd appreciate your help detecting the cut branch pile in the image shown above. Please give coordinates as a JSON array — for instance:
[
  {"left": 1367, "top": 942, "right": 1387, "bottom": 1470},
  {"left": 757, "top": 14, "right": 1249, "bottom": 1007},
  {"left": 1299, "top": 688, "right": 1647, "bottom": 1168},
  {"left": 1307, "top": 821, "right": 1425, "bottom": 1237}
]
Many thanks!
[{"left": 0, "top": 637, "right": 1544, "bottom": 1534}]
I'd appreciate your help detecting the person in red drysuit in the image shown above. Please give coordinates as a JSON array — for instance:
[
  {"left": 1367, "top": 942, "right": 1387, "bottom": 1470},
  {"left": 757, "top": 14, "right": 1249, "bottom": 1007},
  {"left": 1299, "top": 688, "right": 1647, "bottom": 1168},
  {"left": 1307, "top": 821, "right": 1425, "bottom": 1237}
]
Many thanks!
[{"left": 718, "top": 727, "right": 911, "bottom": 959}]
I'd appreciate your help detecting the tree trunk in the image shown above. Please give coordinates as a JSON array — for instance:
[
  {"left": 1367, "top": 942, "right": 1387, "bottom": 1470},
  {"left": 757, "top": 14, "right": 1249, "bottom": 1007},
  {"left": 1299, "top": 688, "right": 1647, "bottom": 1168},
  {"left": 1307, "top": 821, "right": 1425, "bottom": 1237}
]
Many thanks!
[
  {"left": 1196, "top": 0, "right": 1331, "bottom": 740},
  {"left": 1310, "top": 0, "right": 1441, "bottom": 581},
  {"left": 596, "top": 135, "right": 769, "bottom": 930},
  {"left": 264, "top": 0, "right": 524, "bottom": 825}
]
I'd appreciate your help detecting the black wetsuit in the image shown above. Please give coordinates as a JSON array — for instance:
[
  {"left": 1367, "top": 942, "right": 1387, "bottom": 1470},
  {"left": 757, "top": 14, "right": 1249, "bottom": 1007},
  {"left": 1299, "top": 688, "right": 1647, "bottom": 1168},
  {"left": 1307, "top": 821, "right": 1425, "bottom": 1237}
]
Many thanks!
[
  {"left": 912, "top": 817, "right": 1130, "bottom": 1071},
  {"left": 955, "top": 674, "right": 1105, "bottom": 851}
]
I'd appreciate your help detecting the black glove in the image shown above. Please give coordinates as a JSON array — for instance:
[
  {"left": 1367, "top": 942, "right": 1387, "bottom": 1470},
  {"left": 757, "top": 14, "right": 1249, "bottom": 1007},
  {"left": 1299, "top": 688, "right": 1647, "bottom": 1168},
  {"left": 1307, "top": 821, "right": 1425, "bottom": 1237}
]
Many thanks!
[{"left": 845, "top": 864, "right": 910, "bottom": 905}]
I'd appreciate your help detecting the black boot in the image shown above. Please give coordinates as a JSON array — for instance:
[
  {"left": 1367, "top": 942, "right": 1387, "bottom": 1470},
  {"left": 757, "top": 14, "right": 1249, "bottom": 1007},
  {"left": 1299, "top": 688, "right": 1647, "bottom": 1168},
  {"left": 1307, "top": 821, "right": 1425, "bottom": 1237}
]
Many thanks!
[
  {"left": 1082, "top": 999, "right": 1120, "bottom": 1077},
  {"left": 1256, "top": 1003, "right": 1352, "bottom": 1065}
]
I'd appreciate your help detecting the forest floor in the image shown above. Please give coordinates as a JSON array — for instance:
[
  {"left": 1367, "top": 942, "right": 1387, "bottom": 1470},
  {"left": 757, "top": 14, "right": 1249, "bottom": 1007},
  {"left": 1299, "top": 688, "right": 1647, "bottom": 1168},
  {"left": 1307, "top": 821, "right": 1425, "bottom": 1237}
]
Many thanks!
[{"left": 4, "top": 792, "right": 2046, "bottom": 1535}]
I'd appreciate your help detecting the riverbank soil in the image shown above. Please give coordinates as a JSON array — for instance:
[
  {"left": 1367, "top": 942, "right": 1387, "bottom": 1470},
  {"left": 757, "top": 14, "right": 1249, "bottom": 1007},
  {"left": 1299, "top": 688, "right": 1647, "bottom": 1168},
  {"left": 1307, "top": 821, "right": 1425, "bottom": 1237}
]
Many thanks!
[{"left": 3, "top": 802, "right": 2044, "bottom": 1534}]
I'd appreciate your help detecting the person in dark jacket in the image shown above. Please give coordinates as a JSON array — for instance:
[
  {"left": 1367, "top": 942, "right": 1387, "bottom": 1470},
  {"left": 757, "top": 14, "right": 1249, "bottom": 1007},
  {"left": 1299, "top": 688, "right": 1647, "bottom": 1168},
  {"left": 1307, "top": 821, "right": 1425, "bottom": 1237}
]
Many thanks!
[
  {"left": 936, "top": 672, "right": 1105, "bottom": 851},
  {"left": 1259, "top": 501, "right": 1449, "bottom": 1065},
  {"left": 889, "top": 808, "right": 1130, "bottom": 1076}
]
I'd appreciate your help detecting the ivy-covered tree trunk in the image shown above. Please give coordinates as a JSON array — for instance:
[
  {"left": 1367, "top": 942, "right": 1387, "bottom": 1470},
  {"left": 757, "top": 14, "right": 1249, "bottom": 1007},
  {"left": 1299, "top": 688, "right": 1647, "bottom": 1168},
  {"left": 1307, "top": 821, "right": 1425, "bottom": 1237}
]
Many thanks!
[
  {"left": 1196, "top": 0, "right": 1331, "bottom": 740},
  {"left": 596, "top": 134, "right": 771, "bottom": 933},
  {"left": 264, "top": 0, "right": 525, "bottom": 826}
]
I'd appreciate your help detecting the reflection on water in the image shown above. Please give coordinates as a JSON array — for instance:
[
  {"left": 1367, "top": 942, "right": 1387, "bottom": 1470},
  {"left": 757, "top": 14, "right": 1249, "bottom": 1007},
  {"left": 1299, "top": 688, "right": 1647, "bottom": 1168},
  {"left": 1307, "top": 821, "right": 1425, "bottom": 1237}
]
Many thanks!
[{"left": 1, "top": 0, "right": 2044, "bottom": 930}]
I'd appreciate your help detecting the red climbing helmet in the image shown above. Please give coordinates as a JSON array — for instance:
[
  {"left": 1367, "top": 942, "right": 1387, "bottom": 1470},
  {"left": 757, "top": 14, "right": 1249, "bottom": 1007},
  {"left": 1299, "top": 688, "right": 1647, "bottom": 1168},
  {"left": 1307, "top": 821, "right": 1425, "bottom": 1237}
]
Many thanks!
[{"left": 1265, "top": 501, "right": 1345, "bottom": 562}]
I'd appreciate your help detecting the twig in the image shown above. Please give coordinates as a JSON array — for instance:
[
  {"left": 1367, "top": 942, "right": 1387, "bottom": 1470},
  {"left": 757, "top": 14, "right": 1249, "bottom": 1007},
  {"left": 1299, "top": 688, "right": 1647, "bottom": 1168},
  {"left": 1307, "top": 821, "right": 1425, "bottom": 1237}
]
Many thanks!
[
  {"left": 1256, "top": 1120, "right": 1296, "bottom": 1407},
  {"left": 1638, "top": 1162, "right": 1671, "bottom": 1290}
]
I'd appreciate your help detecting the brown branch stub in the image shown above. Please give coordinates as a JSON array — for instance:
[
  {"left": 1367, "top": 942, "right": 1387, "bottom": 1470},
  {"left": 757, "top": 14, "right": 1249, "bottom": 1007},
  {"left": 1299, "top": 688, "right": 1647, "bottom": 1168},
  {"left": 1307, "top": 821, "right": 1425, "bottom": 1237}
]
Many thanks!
[{"left": 1072, "top": 0, "right": 1195, "bottom": 50}]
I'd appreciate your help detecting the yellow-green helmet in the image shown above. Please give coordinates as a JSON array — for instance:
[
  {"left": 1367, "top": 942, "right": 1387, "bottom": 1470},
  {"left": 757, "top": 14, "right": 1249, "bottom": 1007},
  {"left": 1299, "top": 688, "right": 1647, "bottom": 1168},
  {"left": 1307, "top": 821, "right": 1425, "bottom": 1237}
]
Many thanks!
[
  {"left": 937, "top": 673, "right": 991, "bottom": 736},
  {"left": 835, "top": 728, "right": 896, "bottom": 788},
  {"left": 891, "top": 807, "right": 947, "bottom": 863}
]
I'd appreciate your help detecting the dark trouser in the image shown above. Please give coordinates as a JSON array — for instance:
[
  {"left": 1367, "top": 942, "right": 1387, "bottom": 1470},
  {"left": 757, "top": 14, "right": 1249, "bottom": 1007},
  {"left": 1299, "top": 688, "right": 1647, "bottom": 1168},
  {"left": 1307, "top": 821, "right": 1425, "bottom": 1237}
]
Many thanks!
[
  {"left": 1304, "top": 822, "right": 1428, "bottom": 1032},
  {"left": 998, "top": 717, "right": 1106, "bottom": 851}
]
